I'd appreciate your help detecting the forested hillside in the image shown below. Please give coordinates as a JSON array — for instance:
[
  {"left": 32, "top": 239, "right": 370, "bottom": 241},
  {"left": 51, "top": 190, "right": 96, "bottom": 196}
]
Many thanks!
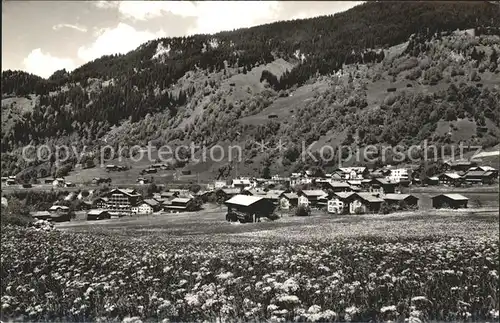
[{"left": 2, "top": 1, "right": 500, "bottom": 180}]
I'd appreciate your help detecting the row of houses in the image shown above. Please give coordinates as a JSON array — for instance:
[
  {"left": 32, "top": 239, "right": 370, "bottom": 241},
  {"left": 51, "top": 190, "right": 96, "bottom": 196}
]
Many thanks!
[
  {"left": 222, "top": 190, "right": 471, "bottom": 222},
  {"left": 91, "top": 188, "right": 199, "bottom": 217}
]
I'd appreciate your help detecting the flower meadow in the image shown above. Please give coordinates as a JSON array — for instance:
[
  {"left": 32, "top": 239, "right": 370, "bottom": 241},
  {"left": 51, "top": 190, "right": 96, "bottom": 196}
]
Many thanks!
[{"left": 1, "top": 225, "right": 498, "bottom": 322}]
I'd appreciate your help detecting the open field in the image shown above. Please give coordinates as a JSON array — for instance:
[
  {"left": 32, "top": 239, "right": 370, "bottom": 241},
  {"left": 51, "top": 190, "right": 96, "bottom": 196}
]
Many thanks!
[{"left": 1, "top": 206, "right": 498, "bottom": 322}]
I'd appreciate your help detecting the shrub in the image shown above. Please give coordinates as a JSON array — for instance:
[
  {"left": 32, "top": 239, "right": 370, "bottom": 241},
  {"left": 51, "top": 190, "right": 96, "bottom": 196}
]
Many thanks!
[
  {"left": 295, "top": 205, "right": 311, "bottom": 216},
  {"left": 379, "top": 202, "right": 393, "bottom": 214}
]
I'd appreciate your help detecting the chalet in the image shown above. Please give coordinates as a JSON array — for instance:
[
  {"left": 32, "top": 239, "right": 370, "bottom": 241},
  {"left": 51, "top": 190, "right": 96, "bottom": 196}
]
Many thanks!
[
  {"left": 337, "top": 167, "right": 369, "bottom": 180},
  {"left": 263, "top": 192, "right": 281, "bottom": 205},
  {"left": 31, "top": 211, "right": 52, "bottom": 221},
  {"left": 432, "top": 194, "right": 468, "bottom": 209},
  {"left": 365, "top": 178, "right": 398, "bottom": 194},
  {"left": 444, "top": 160, "right": 477, "bottom": 172},
  {"left": 232, "top": 179, "right": 252, "bottom": 190},
  {"left": 159, "top": 191, "right": 180, "bottom": 200},
  {"left": 49, "top": 205, "right": 70, "bottom": 215},
  {"left": 52, "top": 178, "right": 65, "bottom": 187},
  {"left": 382, "top": 194, "right": 419, "bottom": 209},
  {"left": 216, "top": 188, "right": 241, "bottom": 202},
  {"left": 241, "top": 188, "right": 267, "bottom": 196},
  {"left": 214, "top": 180, "right": 227, "bottom": 189},
  {"left": 298, "top": 190, "right": 327, "bottom": 208},
  {"left": 104, "top": 188, "right": 142, "bottom": 215},
  {"left": 163, "top": 197, "right": 193, "bottom": 213},
  {"left": 279, "top": 192, "right": 298, "bottom": 210},
  {"left": 133, "top": 199, "right": 160, "bottom": 214},
  {"left": 87, "top": 209, "right": 111, "bottom": 221},
  {"left": 468, "top": 166, "right": 498, "bottom": 178},
  {"left": 6, "top": 178, "right": 17, "bottom": 186},
  {"left": 350, "top": 193, "right": 384, "bottom": 214},
  {"left": 93, "top": 197, "right": 109, "bottom": 209},
  {"left": 462, "top": 170, "right": 496, "bottom": 185},
  {"left": 326, "top": 172, "right": 343, "bottom": 181},
  {"left": 387, "top": 168, "right": 409, "bottom": 183},
  {"left": 438, "top": 173, "right": 463, "bottom": 186},
  {"left": 322, "top": 181, "right": 352, "bottom": 192},
  {"left": 370, "top": 168, "right": 392, "bottom": 178},
  {"left": 224, "top": 195, "right": 276, "bottom": 223},
  {"left": 137, "top": 177, "right": 151, "bottom": 185},
  {"left": 423, "top": 176, "right": 439, "bottom": 186},
  {"left": 48, "top": 206, "right": 71, "bottom": 222},
  {"left": 327, "top": 192, "right": 357, "bottom": 214}
]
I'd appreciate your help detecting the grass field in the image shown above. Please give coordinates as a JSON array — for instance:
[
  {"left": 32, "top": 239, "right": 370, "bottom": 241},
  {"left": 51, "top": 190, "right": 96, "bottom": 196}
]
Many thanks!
[{"left": 1, "top": 206, "right": 498, "bottom": 322}]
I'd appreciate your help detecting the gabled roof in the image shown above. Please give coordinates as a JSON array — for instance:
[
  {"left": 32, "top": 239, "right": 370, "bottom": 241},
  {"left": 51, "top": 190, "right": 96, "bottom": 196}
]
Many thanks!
[
  {"left": 356, "top": 193, "right": 384, "bottom": 203},
  {"left": 171, "top": 197, "right": 192, "bottom": 204},
  {"left": 220, "top": 188, "right": 241, "bottom": 195},
  {"left": 32, "top": 211, "right": 51, "bottom": 217},
  {"left": 332, "top": 192, "right": 356, "bottom": 200},
  {"left": 339, "top": 167, "right": 367, "bottom": 173},
  {"left": 142, "top": 199, "right": 159, "bottom": 207},
  {"left": 225, "top": 194, "right": 264, "bottom": 207},
  {"left": 300, "top": 190, "right": 327, "bottom": 197},
  {"left": 433, "top": 194, "right": 468, "bottom": 201},
  {"left": 383, "top": 194, "right": 418, "bottom": 201},
  {"left": 464, "top": 170, "right": 487, "bottom": 176},
  {"left": 281, "top": 192, "right": 298, "bottom": 200},
  {"left": 441, "top": 173, "right": 462, "bottom": 179},
  {"left": 87, "top": 209, "right": 109, "bottom": 215},
  {"left": 49, "top": 205, "right": 69, "bottom": 211},
  {"left": 326, "top": 181, "right": 351, "bottom": 188}
]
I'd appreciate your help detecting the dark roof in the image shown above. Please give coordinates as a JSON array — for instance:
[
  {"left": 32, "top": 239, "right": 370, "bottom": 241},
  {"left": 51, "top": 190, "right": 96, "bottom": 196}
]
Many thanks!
[
  {"left": 383, "top": 194, "right": 418, "bottom": 201},
  {"left": 281, "top": 192, "right": 298, "bottom": 200},
  {"left": 432, "top": 194, "right": 468, "bottom": 201},
  {"left": 356, "top": 193, "right": 384, "bottom": 203}
]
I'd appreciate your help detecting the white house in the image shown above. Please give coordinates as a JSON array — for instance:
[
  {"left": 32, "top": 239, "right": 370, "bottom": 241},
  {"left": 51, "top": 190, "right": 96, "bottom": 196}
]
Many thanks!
[
  {"left": 388, "top": 168, "right": 409, "bottom": 183},
  {"left": 214, "top": 180, "right": 227, "bottom": 189},
  {"left": 327, "top": 199, "right": 344, "bottom": 214},
  {"left": 52, "top": 178, "right": 65, "bottom": 187},
  {"left": 133, "top": 199, "right": 160, "bottom": 214},
  {"left": 298, "top": 195, "right": 309, "bottom": 207}
]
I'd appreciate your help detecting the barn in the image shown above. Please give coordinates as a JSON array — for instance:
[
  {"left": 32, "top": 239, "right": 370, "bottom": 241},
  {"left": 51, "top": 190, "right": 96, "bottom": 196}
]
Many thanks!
[
  {"left": 87, "top": 210, "right": 111, "bottom": 221},
  {"left": 224, "top": 195, "right": 276, "bottom": 223},
  {"left": 432, "top": 194, "right": 468, "bottom": 209}
]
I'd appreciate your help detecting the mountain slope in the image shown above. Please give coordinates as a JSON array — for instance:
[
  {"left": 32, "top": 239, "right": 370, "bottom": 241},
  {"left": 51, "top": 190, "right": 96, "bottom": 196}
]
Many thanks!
[{"left": 2, "top": 1, "right": 500, "bottom": 181}]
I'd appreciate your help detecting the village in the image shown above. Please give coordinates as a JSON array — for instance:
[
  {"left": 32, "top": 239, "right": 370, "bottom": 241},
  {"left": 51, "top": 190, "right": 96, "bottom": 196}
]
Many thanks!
[{"left": 2, "top": 158, "right": 497, "bottom": 224}]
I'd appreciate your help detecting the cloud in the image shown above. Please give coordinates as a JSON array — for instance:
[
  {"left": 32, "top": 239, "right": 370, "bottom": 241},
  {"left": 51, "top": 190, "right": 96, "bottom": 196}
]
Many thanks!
[
  {"left": 77, "top": 22, "right": 166, "bottom": 62},
  {"left": 52, "top": 23, "right": 88, "bottom": 33},
  {"left": 187, "top": 1, "right": 281, "bottom": 35},
  {"left": 23, "top": 49, "right": 76, "bottom": 78},
  {"left": 117, "top": 1, "right": 198, "bottom": 20},
  {"left": 93, "top": 1, "right": 120, "bottom": 9},
  {"left": 93, "top": 1, "right": 281, "bottom": 35}
]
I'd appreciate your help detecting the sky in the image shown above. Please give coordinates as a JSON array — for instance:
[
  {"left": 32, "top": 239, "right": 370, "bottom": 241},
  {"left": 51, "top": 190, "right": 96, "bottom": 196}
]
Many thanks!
[{"left": 2, "top": 1, "right": 363, "bottom": 79}]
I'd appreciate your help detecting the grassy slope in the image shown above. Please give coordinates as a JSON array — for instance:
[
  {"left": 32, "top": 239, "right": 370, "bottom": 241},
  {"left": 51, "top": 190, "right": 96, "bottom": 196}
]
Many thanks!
[{"left": 57, "top": 207, "right": 499, "bottom": 242}]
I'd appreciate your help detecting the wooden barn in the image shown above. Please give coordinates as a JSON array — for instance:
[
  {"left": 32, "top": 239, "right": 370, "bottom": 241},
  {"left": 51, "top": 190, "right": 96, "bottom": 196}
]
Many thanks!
[
  {"left": 432, "top": 194, "right": 468, "bottom": 209},
  {"left": 224, "top": 195, "right": 275, "bottom": 223},
  {"left": 382, "top": 194, "right": 419, "bottom": 209},
  {"left": 87, "top": 210, "right": 111, "bottom": 221}
]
